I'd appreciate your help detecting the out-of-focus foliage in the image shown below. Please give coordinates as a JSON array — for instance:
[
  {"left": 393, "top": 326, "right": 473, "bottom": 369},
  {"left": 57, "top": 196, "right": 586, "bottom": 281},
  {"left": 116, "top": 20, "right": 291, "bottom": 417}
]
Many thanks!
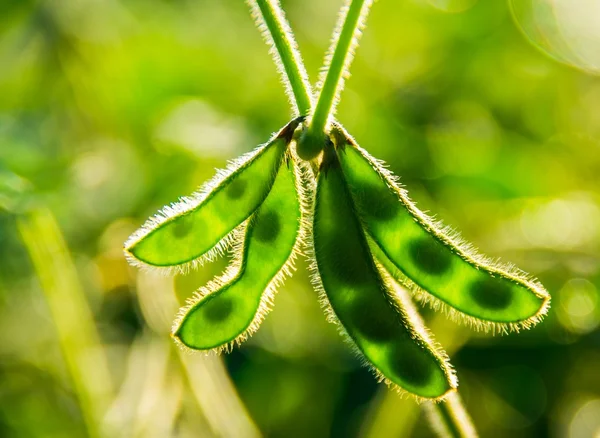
[{"left": 1, "top": 0, "right": 599, "bottom": 437}]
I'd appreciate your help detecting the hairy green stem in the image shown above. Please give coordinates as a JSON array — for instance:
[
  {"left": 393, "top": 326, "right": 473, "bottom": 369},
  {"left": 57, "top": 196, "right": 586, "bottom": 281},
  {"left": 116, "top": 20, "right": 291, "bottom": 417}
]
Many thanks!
[
  {"left": 297, "top": 0, "right": 372, "bottom": 160},
  {"left": 249, "top": 0, "right": 313, "bottom": 115},
  {"left": 310, "top": 0, "right": 370, "bottom": 134}
]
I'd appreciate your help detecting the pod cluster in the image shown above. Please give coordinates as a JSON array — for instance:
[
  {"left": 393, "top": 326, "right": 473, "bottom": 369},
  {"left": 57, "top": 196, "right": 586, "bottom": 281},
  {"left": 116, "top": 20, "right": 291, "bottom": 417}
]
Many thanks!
[{"left": 124, "top": 118, "right": 550, "bottom": 401}]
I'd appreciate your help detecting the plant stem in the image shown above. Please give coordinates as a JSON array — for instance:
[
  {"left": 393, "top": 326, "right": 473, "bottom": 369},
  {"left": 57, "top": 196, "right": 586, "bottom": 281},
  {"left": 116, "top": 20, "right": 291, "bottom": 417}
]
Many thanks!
[
  {"left": 249, "top": 3, "right": 479, "bottom": 436},
  {"left": 425, "top": 392, "right": 478, "bottom": 438},
  {"left": 309, "top": 0, "right": 372, "bottom": 135},
  {"left": 297, "top": 0, "right": 372, "bottom": 160},
  {"left": 249, "top": 0, "right": 313, "bottom": 115}
]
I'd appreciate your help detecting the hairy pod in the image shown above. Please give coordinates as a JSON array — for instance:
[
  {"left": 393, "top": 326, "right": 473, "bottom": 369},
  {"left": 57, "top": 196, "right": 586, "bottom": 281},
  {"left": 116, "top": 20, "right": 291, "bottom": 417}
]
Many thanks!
[
  {"left": 333, "top": 127, "right": 549, "bottom": 332},
  {"left": 172, "top": 154, "right": 303, "bottom": 351},
  {"left": 312, "top": 145, "right": 456, "bottom": 400},
  {"left": 124, "top": 118, "right": 302, "bottom": 271}
]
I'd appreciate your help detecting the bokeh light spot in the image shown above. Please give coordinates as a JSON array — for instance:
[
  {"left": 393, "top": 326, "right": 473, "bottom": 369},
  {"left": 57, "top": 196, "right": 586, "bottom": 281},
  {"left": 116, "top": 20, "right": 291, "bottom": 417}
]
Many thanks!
[
  {"left": 557, "top": 279, "right": 599, "bottom": 335},
  {"left": 510, "top": 0, "right": 600, "bottom": 75}
]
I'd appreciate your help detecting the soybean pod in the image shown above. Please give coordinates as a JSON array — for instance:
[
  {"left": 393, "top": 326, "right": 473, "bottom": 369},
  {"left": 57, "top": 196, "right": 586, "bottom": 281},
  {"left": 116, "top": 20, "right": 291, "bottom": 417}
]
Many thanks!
[
  {"left": 332, "top": 126, "right": 549, "bottom": 332},
  {"left": 125, "top": 118, "right": 303, "bottom": 271},
  {"left": 173, "top": 154, "right": 304, "bottom": 351},
  {"left": 312, "top": 144, "right": 456, "bottom": 400}
]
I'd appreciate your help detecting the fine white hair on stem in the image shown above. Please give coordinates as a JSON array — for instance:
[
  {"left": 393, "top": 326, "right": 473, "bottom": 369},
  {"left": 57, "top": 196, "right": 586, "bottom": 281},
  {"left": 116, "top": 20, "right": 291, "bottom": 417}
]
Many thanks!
[
  {"left": 314, "top": 0, "right": 374, "bottom": 128},
  {"left": 171, "top": 151, "right": 313, "bottom": 354},
  {"left": 247, "top": 0, "right": 313, "bottom": 115}
]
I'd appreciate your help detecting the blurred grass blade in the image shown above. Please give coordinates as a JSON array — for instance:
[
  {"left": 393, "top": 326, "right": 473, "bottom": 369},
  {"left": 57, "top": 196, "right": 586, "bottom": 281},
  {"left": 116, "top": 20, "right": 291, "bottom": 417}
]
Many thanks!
[
  {"left": 333, "top": 127, "right": 550, "bottom": 333},
  {"left": 173, "top": 154, "right": 304, "bottom": 351},
  {"left": 125, "top": 118, "right": 302, "bottom": 272},
  {"left": 178, "top": 352, "right": 262, "bottom": 438},
  {"left": 311, "top": 145, "right": 456, "bottom": 400},
  {"left": 105, "top": 334, "right": 182, "bottom": 438},
  {"left": 131, "top": 266, "right": 260, "bottom": 437},
  {"left": 17, "top": 208, "right": 114, "bottom": 438},
  {"left": 131, "top": 339, "right": 183, "bottom": 438}
]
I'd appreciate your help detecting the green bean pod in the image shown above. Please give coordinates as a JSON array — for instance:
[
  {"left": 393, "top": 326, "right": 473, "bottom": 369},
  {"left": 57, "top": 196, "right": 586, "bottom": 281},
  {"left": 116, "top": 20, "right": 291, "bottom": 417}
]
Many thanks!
[
  {"left": 312, "top": 145, "right": 456, "bottom": 400},
  {"left": 332, "top": 126, "right": 550, "bottom": 332},
  {"left": 172, "top": 154, "right": 304, "bottom": 351},
  {"left": 124, "top": 118, "right": 303, "bottom": 272}
]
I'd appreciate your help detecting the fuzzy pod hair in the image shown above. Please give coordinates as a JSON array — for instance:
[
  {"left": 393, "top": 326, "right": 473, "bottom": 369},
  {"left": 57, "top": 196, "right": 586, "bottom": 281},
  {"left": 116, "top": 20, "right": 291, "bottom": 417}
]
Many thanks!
[
  {"left": 124, "top": 118, "right": 303, "bottom": 275},
  {"left": 309, "top": 143, "right": 456, "bottom": 401},
  {"left": 330, "top": 124, "right": 550, "bottom": 334},
  {"left": 171, "top": 150, "right": 313, "bottom": 354}
]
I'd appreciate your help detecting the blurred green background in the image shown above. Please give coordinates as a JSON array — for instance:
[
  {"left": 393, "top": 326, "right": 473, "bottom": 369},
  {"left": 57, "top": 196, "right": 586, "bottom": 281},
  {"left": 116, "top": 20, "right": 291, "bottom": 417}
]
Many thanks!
[{"left": 1, "top": 0, "right": 599, "bottom": 437}]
